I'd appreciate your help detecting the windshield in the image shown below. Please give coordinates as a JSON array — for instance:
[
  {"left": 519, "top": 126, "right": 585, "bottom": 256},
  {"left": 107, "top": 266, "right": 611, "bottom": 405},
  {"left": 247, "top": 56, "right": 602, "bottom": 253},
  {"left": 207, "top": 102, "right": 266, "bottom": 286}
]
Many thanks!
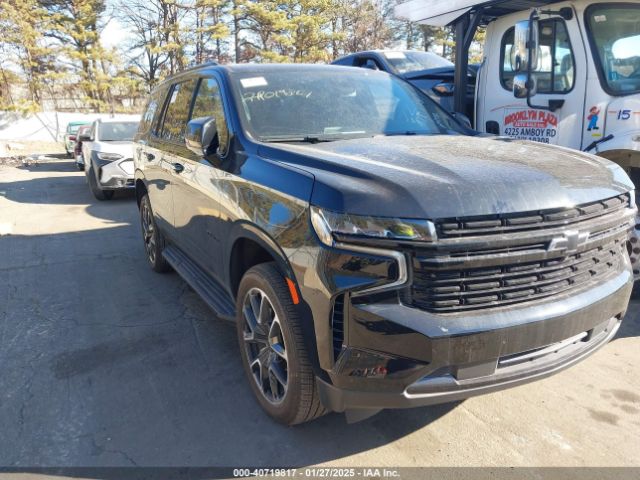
[
  {"left": 383, "top": 51, "right": 453, "bottom": 74},
  {"left": 587, "top": 4, "right": 640, "bottom": 95},
  {"left": 67, "top": 124, "right": 82, "bottom": 134},
  {"left": 98, "top": 122, "right": 139, "bottom": 141},
  {"left": 231, "top": 69, "right": 465, "bottom": 142}
]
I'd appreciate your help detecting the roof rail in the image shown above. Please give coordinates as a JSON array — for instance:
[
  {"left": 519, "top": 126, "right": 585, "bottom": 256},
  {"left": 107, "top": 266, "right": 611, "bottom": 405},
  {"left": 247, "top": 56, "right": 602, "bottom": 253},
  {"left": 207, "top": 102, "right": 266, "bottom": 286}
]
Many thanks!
[{"left": 178, "top": 61, "right": 219, "bottom": 74}]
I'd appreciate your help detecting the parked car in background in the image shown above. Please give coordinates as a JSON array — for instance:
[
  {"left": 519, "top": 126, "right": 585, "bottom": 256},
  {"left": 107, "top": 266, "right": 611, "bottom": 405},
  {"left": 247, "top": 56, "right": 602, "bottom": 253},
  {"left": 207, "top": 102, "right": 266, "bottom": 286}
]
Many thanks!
[
  {"left": 63, "top": 121, "right": 87, "bottom": 157},
  {"left": 332, "top": 50, "right": 478, "bottom": 120},
  {"left": 73, "top": 124, "right": 91, "bottom": 171},
  {"left": 82, "top": 118, "right": 139, "bottom": 200},
  {"left": 134, "top": 63, "right": 636, "bottom": 425}
]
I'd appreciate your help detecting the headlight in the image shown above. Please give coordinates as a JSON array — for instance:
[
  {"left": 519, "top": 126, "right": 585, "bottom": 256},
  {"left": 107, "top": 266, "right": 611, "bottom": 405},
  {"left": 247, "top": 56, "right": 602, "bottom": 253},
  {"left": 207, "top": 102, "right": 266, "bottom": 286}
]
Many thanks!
[
  {"left": 97, "top": 152, "right": 123, "bottom": 161},
  {"left": 310, "top": 206, "right": 436, "bottom": 247}
]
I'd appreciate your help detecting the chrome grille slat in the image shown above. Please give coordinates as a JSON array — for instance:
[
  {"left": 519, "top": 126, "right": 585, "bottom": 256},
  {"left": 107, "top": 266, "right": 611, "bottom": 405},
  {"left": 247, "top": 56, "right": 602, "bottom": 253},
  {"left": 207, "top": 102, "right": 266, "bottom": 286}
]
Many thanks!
[{"left": 438, "top": 194, "right": 629, "bottom": 238}]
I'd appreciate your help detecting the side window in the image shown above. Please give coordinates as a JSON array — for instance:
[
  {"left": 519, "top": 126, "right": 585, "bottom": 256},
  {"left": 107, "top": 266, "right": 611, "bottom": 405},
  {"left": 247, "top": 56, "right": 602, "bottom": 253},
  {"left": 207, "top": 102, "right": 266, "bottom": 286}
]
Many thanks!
[
  {"left": 138, "top": 96, "right": 159, "bottom": 137},
  {"left": 160, "top": 79, "right": 197, "bottom": 143},
  {"left": 500, "top": 19, "right": 575, "bottom": 94},
  {"left": 356, "top": 57, "right": 382, "bottom": 70},
  {"left": 190, "top": 77, "right": 230, "bottom": 156},
  {"left": 333, "top": 56, "right": 355, "bottom": 66}
]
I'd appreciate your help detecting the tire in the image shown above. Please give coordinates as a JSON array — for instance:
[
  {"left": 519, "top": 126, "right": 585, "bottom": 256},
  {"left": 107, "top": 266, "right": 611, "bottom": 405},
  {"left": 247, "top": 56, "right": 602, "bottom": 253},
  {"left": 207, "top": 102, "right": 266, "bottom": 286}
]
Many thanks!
[
  {"left": 139, "top": 193, "right": 171, "bottom": 273},
  {"left": 236, "top": 262, "right": 326, "bottom": 425},
  {"left": 66, "top": 149, "right": 72, "bottom": 158},
  {"left": 87, "top": 164, "right": 113, "bottom": 200}
]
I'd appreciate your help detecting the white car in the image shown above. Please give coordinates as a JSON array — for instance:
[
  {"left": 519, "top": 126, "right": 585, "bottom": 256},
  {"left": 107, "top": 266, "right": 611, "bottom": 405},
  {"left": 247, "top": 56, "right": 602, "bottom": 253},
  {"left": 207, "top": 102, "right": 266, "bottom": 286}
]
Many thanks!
[{"left": 82, "top": 119, "right": 139, "bottom": 200}]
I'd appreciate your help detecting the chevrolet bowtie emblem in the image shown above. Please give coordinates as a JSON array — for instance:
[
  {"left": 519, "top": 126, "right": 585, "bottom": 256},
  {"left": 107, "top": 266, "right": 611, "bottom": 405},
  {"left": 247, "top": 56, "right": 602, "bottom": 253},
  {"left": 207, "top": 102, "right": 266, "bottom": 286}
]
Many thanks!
[{"left": 548, "top": 230, "right": 590, "bottom": 254}]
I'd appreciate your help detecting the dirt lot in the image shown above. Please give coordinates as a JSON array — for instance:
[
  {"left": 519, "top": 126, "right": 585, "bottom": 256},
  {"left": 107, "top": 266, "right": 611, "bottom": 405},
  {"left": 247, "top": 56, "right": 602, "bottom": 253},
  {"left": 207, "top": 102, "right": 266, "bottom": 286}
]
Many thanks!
[{"left": 0, "top": 156, "right": 639, "bottom": 470}]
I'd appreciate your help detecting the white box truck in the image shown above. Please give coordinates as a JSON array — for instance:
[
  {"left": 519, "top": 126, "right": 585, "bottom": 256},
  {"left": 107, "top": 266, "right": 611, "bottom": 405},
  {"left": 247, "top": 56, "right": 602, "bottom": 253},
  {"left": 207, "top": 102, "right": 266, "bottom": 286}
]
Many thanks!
[{"left": 396, "top": 0, "right": 640, "bottom": 280}]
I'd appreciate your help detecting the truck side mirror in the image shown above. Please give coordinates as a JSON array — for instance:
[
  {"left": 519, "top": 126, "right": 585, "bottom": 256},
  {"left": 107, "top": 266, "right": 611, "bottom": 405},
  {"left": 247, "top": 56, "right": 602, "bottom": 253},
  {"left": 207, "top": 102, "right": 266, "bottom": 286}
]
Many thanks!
[
  {"left": 185, "top": 116, "right": 217, "bottom": 157},
  {"left": 511, "top": 19, "right": 539, "bottom": 73},
  {"left": 513, "top": 73, "right": 538, "bottom": 99}
]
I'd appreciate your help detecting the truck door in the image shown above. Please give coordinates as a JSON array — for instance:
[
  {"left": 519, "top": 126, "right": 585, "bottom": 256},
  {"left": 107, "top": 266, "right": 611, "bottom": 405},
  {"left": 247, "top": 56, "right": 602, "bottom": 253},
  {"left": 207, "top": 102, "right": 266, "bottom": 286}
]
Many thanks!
[{"left": 478, "top": 12, "right": 587, "bottom": 149}]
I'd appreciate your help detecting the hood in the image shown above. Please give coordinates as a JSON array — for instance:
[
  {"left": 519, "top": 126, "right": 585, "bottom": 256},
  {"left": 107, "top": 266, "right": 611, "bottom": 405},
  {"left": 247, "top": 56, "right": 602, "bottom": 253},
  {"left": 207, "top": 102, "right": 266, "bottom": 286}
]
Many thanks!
[
  {"left": 257, "top": 135, "right": 633, "bottom": 219},
  {"left": 402, "top": 66, "right": 455, "bottom": 81},
  {"left": 402, "top": 64, "right": 477, "bottom": 81},
  {"left": 92, "top": 141, "right": 135, "bottom": 159}
]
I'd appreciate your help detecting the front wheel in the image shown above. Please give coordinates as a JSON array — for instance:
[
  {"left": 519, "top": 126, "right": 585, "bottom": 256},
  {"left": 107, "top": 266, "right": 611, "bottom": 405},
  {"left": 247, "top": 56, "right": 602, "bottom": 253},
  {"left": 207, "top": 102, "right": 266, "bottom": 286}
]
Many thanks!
[
  {"left": 236, "top": 263, "right": 326, "bottom": 425},
  {"left": 87, "top": 164, "right": 113, "bottom": 200}
]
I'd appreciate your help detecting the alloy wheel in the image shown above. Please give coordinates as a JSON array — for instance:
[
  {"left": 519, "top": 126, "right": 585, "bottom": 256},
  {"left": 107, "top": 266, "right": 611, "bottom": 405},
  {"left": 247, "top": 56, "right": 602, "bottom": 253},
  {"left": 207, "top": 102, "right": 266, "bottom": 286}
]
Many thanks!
[
  {"left": 242, "top": 287, "right": 288, "bottom": 404},
  {"left": 141, "top": 200, "right": 156, "bottom": 264}
]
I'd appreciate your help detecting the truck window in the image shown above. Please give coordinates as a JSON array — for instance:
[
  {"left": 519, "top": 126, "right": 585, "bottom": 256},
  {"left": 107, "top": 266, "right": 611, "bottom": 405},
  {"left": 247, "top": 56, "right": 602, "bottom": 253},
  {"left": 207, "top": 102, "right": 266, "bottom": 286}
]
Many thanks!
[
  {"left": 501, "top": 19, "right": 575, "bottom": 94},
  {"left": 191, "top": 78, "right": 230, "bottom": 156},
  {"left": 160, "top": 79, "right": 197, "bottom": 143},
  {"left": 586, "top": 4, "right": 640, "bottom": 96}
]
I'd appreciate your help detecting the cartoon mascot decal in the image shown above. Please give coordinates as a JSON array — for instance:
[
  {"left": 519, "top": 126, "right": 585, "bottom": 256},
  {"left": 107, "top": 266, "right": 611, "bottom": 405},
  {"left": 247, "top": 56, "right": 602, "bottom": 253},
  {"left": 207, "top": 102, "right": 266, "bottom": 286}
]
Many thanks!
[{"left": 587, "top": 106, "right": 600, "bottom": 131}]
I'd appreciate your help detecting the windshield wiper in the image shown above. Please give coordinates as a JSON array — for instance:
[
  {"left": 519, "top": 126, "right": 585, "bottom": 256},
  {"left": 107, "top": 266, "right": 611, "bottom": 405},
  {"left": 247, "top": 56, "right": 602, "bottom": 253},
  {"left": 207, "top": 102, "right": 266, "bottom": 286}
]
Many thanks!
[
  {"left": 262, "top": 135, "right": 355, "bottom": 144},
  {"left": 384, "top": 131, "right": 427, "bottom": 136}
]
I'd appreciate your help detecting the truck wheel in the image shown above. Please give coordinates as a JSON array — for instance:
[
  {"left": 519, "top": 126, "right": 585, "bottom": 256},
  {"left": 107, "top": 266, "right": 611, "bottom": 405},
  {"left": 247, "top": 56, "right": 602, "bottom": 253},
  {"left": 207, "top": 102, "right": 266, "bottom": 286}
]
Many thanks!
[
  {"left": 87, "top": 165, "right": 114, "bottom": 201},
  {"left": 236, "top": 263, "right": 326, "bottom": 425},
  {"left": 140, "top": 194, "right": 171, "bottom": 273}
]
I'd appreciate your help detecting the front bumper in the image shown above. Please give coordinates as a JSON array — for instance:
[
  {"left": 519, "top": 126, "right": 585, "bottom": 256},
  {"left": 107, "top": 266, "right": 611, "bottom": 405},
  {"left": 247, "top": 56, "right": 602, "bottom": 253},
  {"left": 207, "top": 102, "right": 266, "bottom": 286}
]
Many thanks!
[
  {"left": 318, "top": 270, "right": 633, "bottom": 412},
  {"left": 93, "top": 154, "right": 135, "bottom": 190}
]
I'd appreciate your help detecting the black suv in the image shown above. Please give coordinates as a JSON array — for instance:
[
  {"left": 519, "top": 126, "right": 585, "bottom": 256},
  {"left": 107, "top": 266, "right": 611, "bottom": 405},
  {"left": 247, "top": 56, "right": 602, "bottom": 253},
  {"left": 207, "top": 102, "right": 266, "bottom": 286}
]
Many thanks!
[{"left": 134, "top": 63, "right": 637, "bottom": 425}]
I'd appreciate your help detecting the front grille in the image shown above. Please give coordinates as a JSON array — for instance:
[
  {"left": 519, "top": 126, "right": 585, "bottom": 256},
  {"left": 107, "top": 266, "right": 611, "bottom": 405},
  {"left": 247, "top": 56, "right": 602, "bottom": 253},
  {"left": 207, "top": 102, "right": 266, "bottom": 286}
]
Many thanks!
[
  {"left": 438, "top": 194, "right": 629, "bottom": 238},
  {"left": 411, "top": 239, "right": 627, "bottom": 313}
]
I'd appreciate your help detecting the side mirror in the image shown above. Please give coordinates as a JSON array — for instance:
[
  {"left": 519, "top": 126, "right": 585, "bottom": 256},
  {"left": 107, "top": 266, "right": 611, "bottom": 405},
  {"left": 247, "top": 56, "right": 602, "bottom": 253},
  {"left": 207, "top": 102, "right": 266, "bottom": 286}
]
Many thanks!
[
  {"left": 432, "top": 82, "right": 454, "bottom": 96},
  {"left": 451, "top": 112, "right": 472, "bottom": 129},
  {"left": 362, "top": 59, "right": 379, "bottom": 71},
  {"left": 513, "top": 73, "right": 538, "bottom": 99},
  {"left": 511, "top": 19, "right": 539, "bottom": 73},
  {"left": 185, "top": 116, "right": 217, "bottom": 157}
]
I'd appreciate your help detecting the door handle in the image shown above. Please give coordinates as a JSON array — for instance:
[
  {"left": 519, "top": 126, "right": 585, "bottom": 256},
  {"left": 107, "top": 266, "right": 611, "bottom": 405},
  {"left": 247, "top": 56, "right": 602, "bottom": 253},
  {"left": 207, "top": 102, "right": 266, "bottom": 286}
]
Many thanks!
[
  {"left": 145, "top": 152, "right": 155, "bottom": 161},
  {"left": 172, "top": 162, "right": 184, "bottom": 174}
]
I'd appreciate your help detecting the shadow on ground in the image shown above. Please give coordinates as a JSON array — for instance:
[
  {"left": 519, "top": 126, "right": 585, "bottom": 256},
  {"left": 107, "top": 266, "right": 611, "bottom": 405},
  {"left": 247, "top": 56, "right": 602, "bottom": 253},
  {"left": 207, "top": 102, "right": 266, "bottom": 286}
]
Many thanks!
[{"left": 0, "top": 159, "right": 462, "bottom": 467}]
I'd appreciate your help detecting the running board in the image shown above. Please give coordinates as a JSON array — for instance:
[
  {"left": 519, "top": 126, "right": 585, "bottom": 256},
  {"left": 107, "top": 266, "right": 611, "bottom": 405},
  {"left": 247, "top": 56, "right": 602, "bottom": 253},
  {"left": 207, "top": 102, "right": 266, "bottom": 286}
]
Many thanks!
[{"left": 162, "top": 245, "right": 236, "bottom": 321}]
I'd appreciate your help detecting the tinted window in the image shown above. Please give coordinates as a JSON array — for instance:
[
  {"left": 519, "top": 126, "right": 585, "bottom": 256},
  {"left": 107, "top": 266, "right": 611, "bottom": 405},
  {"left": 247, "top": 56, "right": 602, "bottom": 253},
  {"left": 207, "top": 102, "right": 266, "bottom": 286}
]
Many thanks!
[
  {"left": 138, "top": 93, "right": 161, "bottom": 136},
  {"left": 383, "top": 51, "right": 453, "bottom": 74},
  {"left": 587, "top": 5, "right": 640, "bottom": 95},
  {"left": 191, "top": 78, "right": 230, "bottom": 156},
  {"left": 160, "top": 80, "right": 197, "bottom": 143},
  {"left": 501, "top": 19, "right": 575, "bottom": 93},
  {"left": 231, "top": 69, "right": 465, "bottom": 141},
  {"left": 98, "top": 122, "right": 139, "bottom": 141},
  {"left": 333, "top": 56, "right": 355, "bottom": 66}
]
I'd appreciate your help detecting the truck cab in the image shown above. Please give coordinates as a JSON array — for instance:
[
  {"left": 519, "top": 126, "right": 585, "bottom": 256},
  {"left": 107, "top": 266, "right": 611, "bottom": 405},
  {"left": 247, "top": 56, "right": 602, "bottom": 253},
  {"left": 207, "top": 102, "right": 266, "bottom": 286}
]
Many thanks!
[{"left": 396, "top": 0, "right": 640, "bottom": 280}]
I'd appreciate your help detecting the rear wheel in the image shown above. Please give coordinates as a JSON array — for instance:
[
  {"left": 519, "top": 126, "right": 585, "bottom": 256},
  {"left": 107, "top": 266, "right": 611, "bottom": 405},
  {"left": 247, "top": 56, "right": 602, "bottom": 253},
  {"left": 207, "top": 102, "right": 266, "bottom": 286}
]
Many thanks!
[
  {"left": 236, "top": 263, "right": 326, "bottom": 425},
  {"left": 140, "top": 194, "right": 171, "bottom": 273}
]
